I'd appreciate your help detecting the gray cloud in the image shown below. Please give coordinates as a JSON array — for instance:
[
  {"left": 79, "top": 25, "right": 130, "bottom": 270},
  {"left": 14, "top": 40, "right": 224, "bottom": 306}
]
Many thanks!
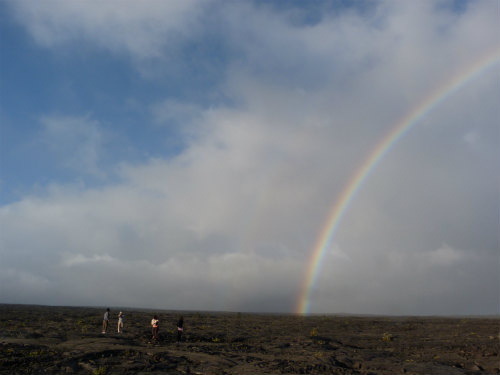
[{"left": 1, "top": 0, "right": 498, "bottom": 314}]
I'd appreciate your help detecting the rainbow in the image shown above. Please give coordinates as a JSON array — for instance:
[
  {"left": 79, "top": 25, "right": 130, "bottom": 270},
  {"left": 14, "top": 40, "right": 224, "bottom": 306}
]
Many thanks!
[{"left": 296, "top": 51, "right": 500, "bottom": 315}]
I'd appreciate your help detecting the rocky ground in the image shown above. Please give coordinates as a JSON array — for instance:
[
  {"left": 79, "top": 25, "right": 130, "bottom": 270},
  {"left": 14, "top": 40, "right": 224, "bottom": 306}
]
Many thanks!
[{"left": 0, "top": 304, "right": 498, "bottom": 374}]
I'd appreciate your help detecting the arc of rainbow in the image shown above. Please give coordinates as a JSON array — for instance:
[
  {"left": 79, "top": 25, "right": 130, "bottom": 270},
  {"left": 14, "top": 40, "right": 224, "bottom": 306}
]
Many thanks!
[{"left": 297, "top": 51, "right": 500, "bottom": 315}]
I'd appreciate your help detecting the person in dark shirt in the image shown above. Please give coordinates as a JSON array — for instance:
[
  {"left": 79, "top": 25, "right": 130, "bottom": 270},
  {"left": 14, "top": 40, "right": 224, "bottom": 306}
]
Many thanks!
[
  {"left": 102, "top": 308, "right": 110, "bottom": 334},
  {"left": 176, "top": 316, "right": 184, "bottom": 343}
]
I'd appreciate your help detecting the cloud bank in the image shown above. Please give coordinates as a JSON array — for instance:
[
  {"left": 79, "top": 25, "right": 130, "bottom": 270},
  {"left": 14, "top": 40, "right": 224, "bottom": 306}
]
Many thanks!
[{"left": 1, "top": 0, "right": 498, "bottom": 314}]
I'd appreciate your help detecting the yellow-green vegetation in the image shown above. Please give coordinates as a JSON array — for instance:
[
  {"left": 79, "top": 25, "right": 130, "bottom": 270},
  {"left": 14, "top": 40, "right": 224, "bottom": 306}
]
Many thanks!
[
  {"left": 76, "top": 319, "right": 88, "bottom": 334},
  {"left": 382, "top": 332, "right": 393, "bottom": 342},
  {"left": 310, "top": 328, "right": 318, "bottom": 337},
  {"left": 313, "top": 351, "right": 323, "bottom": 359},
  {"left": 93, "top": 366, "right": 107, "bottom": 375},
  {"left": 28, "top": 350, "right": 43, "bottom": 357},
  {"left": 212, "top": 337, "right": 221, "bottom": 343}
]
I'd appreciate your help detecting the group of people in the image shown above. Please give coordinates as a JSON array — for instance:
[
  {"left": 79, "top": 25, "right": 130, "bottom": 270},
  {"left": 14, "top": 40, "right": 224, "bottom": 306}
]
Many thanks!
[
  {"left": 102, "top": 308, "right": 184, "bottom": 343},
  {"left": 152, "top": 315, "right": 184, "bottom": 343},
  {"left": 102, "top": 308, "right": 124, "bottom": 334}
]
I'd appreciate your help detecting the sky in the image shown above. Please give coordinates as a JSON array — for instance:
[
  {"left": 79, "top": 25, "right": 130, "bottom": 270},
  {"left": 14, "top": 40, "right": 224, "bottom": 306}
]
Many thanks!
[{"left": 0, "top": 0, "right": 499, "bottom": 315}]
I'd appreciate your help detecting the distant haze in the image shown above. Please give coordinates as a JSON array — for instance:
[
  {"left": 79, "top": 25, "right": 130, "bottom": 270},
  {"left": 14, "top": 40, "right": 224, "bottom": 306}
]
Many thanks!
[{"left": 0, "top": 0, "right": 499, "bottom": 315}]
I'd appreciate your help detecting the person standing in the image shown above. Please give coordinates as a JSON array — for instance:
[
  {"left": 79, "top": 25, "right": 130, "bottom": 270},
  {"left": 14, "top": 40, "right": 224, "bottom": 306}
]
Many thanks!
[
  {"left": 176, "top": 316, "right": 184, "bottom": 343},
  {"left": 151, "top": 315, "right": 159, "bottom": 341},
  {"left": 117, "top": 311, "right": 124, "bottom": 333},
  {"left": 102, "top": 308, "right": 110, "bottom": 334}
]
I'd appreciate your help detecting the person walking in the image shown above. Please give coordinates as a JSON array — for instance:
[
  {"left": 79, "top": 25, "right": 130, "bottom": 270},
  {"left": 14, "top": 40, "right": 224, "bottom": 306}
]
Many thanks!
[
  {"left": 117, "top": 311, "right": 124, "bottom": 333},
  {"left": 176, "top": 316, "right": 184, "bottom": 343},
  {"left": 151, "top": 315, "right": 159, "bottom": 341},
  {"left": 102, "top": 308, "right": 110, "bottom": 334}
]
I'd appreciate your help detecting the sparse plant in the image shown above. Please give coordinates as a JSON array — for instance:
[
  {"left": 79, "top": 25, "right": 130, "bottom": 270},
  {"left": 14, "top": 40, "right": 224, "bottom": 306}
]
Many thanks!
[
  {"left": 93, "top": 366, "right": 107, "bottom": 375},
  {"left": 212, "top": 337, "right": 221, "bottom": 343},
  {"left": 382, "top": 333, "right": 393, "bottom": 342},
  {"left": 310, "top": 328, "right": 318, "bottom": 337},
  {"left": 76, "top": 319, "right": 88, "bottom": 333},
  {"left": 28, "top": 350, "right": 42, "bottom": 357}
]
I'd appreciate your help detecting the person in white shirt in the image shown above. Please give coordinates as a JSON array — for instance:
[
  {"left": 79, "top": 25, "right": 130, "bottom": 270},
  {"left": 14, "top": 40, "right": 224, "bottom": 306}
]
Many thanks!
[{"left": 117, "top": 311, "right": 124, "bottom": 333}]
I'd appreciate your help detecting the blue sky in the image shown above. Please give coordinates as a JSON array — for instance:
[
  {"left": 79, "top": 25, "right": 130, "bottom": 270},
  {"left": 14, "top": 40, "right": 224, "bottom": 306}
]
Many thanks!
[
  {"left": 0, "top": 3, "right": 212, "bottom": 200},
  {"left": 0, "top": 0, "right": 499, "bottom": 314}
]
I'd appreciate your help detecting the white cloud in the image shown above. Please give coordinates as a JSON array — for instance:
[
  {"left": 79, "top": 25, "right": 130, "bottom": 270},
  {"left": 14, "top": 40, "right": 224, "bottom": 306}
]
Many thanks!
[
  {"left": 62, "top": 253, "right": 114, "bottom": 267},
  {"left": 8, "top": 0, "right": 207, "bottom": 59},
  {"left": 428, "top": 244, "right": 464, "bottom": 266},
  {"left": 1, "top": 0, "right": 498, "bottom": 314},
  {"left": 462, "top": 130, "right": 481, "bottom": 150},
  {"left": 151, "top": 99, "right": 203, "bottom": 126}
]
